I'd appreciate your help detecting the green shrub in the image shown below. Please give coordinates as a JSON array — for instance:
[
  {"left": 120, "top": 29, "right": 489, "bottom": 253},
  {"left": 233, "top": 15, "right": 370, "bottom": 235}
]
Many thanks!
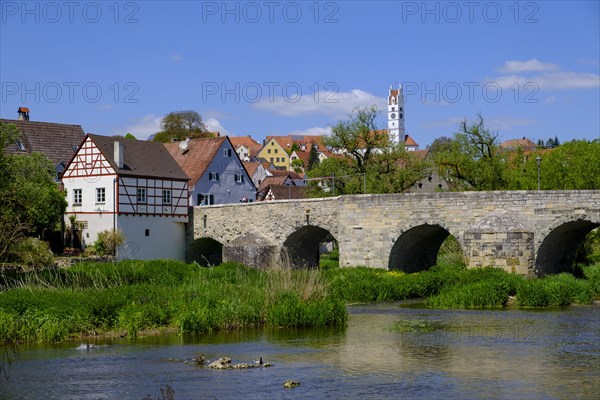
[
  {"left": 95, "top": 229, "right": 125, "bottom": 256},
  {"left": 517, "top": 273, "right": 593, "bottom": 307},
  {"left": 427, "top": 280, "right": 512, "bottom": 308},
  {"left": 11, "top": 237, "right": 54, "bottom": 269},
  {"left": 582, "top": 263, "right": 600, "bottom": 294}
]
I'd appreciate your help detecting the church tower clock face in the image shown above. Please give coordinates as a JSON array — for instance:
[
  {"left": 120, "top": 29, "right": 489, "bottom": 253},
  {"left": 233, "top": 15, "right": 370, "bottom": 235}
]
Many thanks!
[{"left": 388, "top": 83, "right": 405, "bottom": 143}]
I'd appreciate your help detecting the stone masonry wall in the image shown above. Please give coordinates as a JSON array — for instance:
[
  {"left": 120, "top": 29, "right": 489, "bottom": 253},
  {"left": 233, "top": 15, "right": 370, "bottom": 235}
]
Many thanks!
[{"left": 191, "top": 191, "right": 600, "bottom": 275}]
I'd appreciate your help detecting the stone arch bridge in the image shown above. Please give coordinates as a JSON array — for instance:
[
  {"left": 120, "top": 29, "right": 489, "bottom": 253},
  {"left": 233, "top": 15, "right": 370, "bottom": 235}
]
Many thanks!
[{"left": 187, "top": 191, "right": 599, "bottom": 277}]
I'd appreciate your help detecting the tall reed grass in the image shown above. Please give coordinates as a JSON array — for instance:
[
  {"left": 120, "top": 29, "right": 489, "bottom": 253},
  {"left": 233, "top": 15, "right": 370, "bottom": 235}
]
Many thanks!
[
  {"left": 2, "top": 261, "right": 598, "bottom": 344},
  {"left": 0, "top": 261, "right": 346, "bottom": 343}
]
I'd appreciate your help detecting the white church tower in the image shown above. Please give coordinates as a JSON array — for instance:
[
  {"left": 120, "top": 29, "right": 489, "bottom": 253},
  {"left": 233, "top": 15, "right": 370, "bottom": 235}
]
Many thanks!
[{"left": 387, "top": 84, "right": 405, "bottom": 143}]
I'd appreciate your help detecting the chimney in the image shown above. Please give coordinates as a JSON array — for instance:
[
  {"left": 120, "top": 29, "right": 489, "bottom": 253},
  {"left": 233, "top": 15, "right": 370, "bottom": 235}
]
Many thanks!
[
  {"left": 114, "top": 141, "right": 124, "bottom": 169},
  {"left": 17, "top": 107, "right": 30, "bottom": 121}
]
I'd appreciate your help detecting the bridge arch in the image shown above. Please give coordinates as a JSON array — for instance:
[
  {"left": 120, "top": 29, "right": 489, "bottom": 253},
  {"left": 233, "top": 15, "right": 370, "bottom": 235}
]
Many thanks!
[
  {"left": 388, "top": 223, "right": 462, "bottom": 272},
  {"left": 535, "top": 218, "right": 600, "bottom": 276},
  {"left": 281, "top": 225, "right": 337, "bottom": 269},
  {"left": 187, "top": 237, "right": 223, "bottom": 266}
]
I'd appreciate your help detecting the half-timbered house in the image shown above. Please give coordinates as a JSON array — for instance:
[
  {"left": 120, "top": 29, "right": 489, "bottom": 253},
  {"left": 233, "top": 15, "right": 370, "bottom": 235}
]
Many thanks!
[{"left": 62, "top": 134, "right": 189, "bottom": 260}]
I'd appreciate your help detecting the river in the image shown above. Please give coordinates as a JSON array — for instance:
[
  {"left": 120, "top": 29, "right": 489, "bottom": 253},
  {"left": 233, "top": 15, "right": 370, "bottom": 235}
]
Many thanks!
[{"left": 1, "top": 302, "right": 598, "bottom": 399}]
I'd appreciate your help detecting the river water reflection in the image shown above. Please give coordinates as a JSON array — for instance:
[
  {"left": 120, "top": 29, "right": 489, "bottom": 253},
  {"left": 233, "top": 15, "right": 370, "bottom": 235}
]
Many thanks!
[{"left": 2, "top": 302, "right": 598, "bottom": 399}]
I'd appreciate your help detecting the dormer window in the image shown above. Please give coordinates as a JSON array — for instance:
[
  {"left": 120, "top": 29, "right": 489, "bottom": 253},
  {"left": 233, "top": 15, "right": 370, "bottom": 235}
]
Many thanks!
[
  {"left": 16, "top": 140, "right": 25, "bottom": 152},
  {"left": 71, "top": 144, "right": 78, "bottom": 151}
]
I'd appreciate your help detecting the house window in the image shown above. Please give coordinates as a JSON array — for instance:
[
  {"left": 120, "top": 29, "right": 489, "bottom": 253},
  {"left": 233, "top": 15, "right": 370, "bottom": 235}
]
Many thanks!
[
  {"left": 270, "top": 157, "right": 273, "bottom": 162},
  {"left": 162, "top": 190, "right": 172, "bottom": 205},
  {"left": 235, "top": 174, "right": 244, "bottom": 183},
  {"left": 198, "top": 193, "right": 214, "bottom": 205},
  {"left": 96, "top": 187, "right": 105, "bottom": 203},
  {"left": 224, "top": 149, "right": 232, "bottom": 157},
  {"left": 267, "top": 149, "right": 271, "bottom": 154},
  {"left": 208, "top": 172, "right": 220, "bottom": 181},
  {"left": 73, "top": 189, "right": 82, "bottom": 205},
  {"left": 145, "top": 229, "right": 150, "bottom": 237},
  {"left": 71, "top": 144, "right": 78, "bottom": 152},
  {"left": 137, "top": 188, "right": 146, "bottom": 204},
  {"left": 16, "top": 140, "right": 25, "bottom": 152},
  {"left": 276, "top": 157, "right": 280, "bottom": 162}
]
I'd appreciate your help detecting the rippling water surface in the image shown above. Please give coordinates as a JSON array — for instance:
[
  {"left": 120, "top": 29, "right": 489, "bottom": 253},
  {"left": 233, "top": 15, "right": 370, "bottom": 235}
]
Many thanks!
[{"left": 2, "top": 303, "right": 598, "bottom": 399}]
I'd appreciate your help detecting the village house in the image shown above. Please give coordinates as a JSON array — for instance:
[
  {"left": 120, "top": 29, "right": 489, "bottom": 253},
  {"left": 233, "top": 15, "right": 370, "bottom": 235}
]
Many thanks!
[
  {"left": 256, "top": 137, "right": 290, "bottom": 169},
  {"left": 61, "top": 134, "right": 189, "bottom": 260},
  {"left": 1, "top": 107, "right": 85, "bottom": 181},
  {"left": 242, "top": 160, "right": 271, "bottom": 188},
  {"left": 229, "top": 135, "right": 263, "bottom": 161},
  {"left": 164, "top": 136, "right": 256, "bottom": 205},
  {"left": 256, "top": 174, "right": 308, "bottom": 201},
  {"left": 500, "top": 137, "right": 537, "bottom": 152}
]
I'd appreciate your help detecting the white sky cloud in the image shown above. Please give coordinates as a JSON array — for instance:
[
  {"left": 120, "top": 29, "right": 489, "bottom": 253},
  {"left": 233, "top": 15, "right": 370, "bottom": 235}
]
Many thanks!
[
  {"left": 204, "top": 117, "right": 228, "bottom": 135},
  {"left": 497, "top": 59, "right": 558, "bottom": 73},
  {"left": 169, "top": 53, "right": 184, "bottom": 62},
  {"left": 489, "top": 59, "right": 599, "bottom": 90},
  {"left": 118, "top": 114, "right": 162, "bottom": 140},
  {"left": 253, "top": 89, "right": 386, "bottom": 118},
  {"left": 289, "top": 126, "right": 333, "bottom": 136},
  {"left": 489, "top": 71, "right": 600, "bottom": 90}
]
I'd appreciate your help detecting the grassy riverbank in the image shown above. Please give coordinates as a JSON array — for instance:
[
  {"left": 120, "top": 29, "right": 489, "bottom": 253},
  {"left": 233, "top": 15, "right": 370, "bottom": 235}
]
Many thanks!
[
  {"left": 0, "top": 261, "right": 346, "bottom": 343},
  {"left": 1, "top": 261, "right": 599, "bottom": 343}
]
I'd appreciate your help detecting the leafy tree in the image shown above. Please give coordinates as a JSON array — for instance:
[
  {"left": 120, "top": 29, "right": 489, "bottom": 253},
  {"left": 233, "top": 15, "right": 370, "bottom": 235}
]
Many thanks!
[
  {"left": 307, "top": 157, "right": 355, "bottom": 196},
  {"left": 307, "top": 144, "right": 320, "bottom": 171},
  {"left": 431, "top": 114, "right": 507, "bottom": 190},
  {"left": 323, "top": 105, "right": 389, "bottom": 173},
  {"left": 537, "top": 140, "right": 600, "bottom": 190},
  {"left": 152, "top": 110, "right": 213, "bottom": 142},
  {"left": 291, "top": 158, "right": 304, "bottom": 173},
  {"left": 309, "top": 106, "right": 428, "bottom": 196},
  {"left": 368, "top": 146, "right": 430, "bottom": 193},
  {"left": 124, "top": 133, "right": 137, "bottom": 140},
  {"left": 0, "top": 121, "right": 67, "bottom": 262},
  {"left": 289, "top": 143, "right": 300, "bottom": 155},
  {"left": 545, "top": 136, "right": 560, "bottom": 149}
]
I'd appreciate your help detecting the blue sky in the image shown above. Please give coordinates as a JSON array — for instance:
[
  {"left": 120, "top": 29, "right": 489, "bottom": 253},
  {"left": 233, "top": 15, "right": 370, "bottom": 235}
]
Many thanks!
[{"left": 1, "top": 1, "right": 599, "bottom": 147}]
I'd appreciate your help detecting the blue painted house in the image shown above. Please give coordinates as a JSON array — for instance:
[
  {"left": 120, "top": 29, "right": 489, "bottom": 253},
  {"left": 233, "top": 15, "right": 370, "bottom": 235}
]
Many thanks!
[{"left": 164, "top": 137, "right": 256, "bottom": 205}]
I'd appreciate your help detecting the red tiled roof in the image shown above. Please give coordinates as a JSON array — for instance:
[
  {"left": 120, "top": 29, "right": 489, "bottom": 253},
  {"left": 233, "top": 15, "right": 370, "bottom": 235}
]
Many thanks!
[
  {"left": 229, "top": 135, "right": 262, "bottom": 156},
  {"left": 259, "top": 184, "right": 307, "bottom": 201},
  {"left": 389, "top": 89, "right": 399, "bottom": 105},
  {"left": 270, "top": 170, "right": 304, "bottom": 180},
  {"left": 413, "top": 149, "right": 430, "bottom": 160},
  {"left": 257, "top": 175, "right": 291, "bottom": 193},
  {"left": 500, "top": 138, "right": 537, "bottom": 152},
  {"left": 87, "top": 134, "right": 188, "bottom": 180},
  {"left": 265, "top": 135, "right": 327, "bottom": 150},
  {"left": 1, "top": 118, "right": 85, "bottom": 166},
  {"left": 404, "top": 134, "right": 419, "bottom": 147},
  {"left": 242, "top": 161, "right": 260, "bottom": 177},
  {"left": 163, "top": 136, "right": 228, "bottom": 186}
]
